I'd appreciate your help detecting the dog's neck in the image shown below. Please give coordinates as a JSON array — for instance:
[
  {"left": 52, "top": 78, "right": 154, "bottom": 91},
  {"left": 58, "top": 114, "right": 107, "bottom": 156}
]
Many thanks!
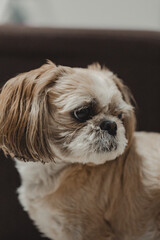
[{"left": 15, "top": 138, "right": 141, "bottom": 202}]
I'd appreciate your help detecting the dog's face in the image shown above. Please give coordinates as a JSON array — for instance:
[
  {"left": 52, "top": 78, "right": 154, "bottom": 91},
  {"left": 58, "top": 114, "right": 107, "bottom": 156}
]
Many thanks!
[{"left": 0, "top": 62, "right": 135, "bottom": 164}]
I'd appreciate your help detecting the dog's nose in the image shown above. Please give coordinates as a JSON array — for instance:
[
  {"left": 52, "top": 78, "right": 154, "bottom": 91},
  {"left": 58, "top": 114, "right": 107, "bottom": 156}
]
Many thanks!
[{"left": 100, "top": 120, "right": 117, "bottom": 136}]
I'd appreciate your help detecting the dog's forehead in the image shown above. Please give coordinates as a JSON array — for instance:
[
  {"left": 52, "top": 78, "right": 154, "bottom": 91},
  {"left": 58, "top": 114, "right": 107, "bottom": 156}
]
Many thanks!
[
  {"left": 88, "top": 71, "right": 119, "bottom": 106},
  {"left": 54, "top": 68, "right": 121, "bottom": 111}
]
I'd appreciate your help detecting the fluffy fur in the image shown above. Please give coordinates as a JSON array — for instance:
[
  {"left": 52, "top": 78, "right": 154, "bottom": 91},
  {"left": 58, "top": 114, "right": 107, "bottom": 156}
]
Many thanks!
[{"left": 0, "top": 61, "right": 160, "bottom": 240}]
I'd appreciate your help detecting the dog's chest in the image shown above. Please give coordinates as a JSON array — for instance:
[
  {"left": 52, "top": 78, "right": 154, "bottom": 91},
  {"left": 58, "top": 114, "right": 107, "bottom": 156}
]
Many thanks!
[
  {"left": 17, "top": 164, "right": 111, "bottom": 239},
  {"left": 16, "top": 159, "right": 160, "bottom": 240},
  {"left": 20, "top": 179, "right": 160, "bottom": 240}
]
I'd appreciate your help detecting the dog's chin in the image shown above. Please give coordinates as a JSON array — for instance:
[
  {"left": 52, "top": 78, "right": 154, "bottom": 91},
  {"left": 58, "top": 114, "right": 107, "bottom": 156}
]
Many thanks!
[
  {"left": 54, "top": 137, "right": 128, "bottom": 166},
  {"left": 79, "top": 143, "right": 127, "bottom": 165}
]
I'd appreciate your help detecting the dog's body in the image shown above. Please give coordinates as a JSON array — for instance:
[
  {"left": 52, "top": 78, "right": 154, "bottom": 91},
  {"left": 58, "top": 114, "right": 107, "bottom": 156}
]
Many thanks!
[
  {"left": 15, "top": 132, "right": 160, "bottom": 240},
  {"left": 0, "top": 62, "right": 160, "bottom": 239}
]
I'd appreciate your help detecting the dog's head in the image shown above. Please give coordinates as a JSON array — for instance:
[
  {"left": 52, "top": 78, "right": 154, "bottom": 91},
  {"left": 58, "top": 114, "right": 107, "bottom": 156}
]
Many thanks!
[{"left": 0, "top": 61, "right": 136, "bottom": 164}]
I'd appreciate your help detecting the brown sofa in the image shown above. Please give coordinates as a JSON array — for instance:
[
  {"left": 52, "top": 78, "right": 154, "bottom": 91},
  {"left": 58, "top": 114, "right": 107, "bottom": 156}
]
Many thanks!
[{"left": 0, "top": 25, "right": 160, "bottom": 240}]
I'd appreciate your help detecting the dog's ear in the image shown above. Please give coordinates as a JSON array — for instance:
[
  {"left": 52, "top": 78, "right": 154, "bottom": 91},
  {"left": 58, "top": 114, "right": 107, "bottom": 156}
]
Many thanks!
[
  {"left": 88, "top": 62, "right": 102, "bottom": 70},
  {"left": 0, "top": 62, "right": 59, "bottom": 162}
]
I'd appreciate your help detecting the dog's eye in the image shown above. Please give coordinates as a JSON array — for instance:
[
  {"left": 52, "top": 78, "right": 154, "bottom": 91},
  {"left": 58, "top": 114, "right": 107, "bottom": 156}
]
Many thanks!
[
  {"left": 118, "top": 113, "right": 123, "bottom": 119},
  {"left": 73, "top": 107, "right": 92, "bottom": 122}
]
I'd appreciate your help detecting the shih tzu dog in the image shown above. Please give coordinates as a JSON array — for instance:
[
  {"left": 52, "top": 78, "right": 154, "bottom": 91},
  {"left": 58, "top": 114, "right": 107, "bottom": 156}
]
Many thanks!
[{"left": 0, "top": 61, "right": 160, "bottom": 240}]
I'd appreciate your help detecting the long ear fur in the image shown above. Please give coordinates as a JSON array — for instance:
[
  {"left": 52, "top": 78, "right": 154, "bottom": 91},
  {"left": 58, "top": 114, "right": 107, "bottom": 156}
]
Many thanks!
[{"left": 0, "top": 61, "right": 59, "bottom": 162}]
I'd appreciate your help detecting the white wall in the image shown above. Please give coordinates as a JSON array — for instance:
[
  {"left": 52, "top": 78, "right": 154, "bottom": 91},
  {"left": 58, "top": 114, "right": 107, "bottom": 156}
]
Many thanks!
[{"left": 0, "top": 0, "right": 160, "bottom": 30}]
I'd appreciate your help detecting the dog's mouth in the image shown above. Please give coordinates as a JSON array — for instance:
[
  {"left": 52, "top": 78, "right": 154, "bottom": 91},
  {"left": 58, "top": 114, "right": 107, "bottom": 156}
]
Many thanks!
[
  {"left": 88, "top": 128, "right": 118, "bottom": 153},
  {"left": 94, "top": 138, "right": 118, "bottom": 153}
]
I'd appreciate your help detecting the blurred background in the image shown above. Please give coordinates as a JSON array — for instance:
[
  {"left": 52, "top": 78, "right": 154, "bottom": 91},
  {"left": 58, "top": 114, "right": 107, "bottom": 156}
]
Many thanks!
[{"left": 0, "top": 0, "right": 160, "bottom": 30}]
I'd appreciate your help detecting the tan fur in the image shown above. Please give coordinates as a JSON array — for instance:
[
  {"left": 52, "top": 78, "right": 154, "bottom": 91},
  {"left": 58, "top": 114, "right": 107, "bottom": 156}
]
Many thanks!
[
  {"left": 0, "top": 62, "right": 68, "bottom": 162},
  {"left": 0, "top": 62, "right": 160, "bottom": 240},
  {"left": 42, "top": 136, "right": 160, "bottom": 240}
]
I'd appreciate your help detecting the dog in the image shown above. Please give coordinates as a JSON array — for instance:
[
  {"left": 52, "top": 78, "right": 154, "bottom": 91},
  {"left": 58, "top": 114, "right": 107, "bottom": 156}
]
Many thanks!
[{"left": 0, "top": 61, "right": 160, "bottom": 240}]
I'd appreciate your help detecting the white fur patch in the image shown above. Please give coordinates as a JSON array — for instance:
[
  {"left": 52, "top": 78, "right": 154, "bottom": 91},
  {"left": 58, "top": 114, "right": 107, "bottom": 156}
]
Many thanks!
[
  {"left": 15, "top": 160, "right": 68, "bottom": 200},
  {"left": 15, "top": 160, "right": 75, "bottom": 240},
  {"left": 89, "top": 72, "right": 118, "bottom": 108}
]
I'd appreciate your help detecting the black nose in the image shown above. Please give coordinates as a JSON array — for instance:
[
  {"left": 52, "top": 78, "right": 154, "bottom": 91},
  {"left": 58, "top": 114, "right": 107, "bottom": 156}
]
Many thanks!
[{"left": 100, "top": 120, "right": 117, "bottom": 136}]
